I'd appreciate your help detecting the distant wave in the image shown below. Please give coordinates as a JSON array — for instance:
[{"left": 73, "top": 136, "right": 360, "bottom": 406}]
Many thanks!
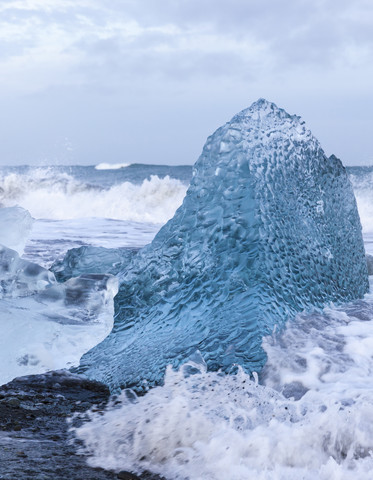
[
  {"left": 95, "top": 162, "right": 130, "bottom": 170},
  {"left": 0, "top": 168, "right": 187, "bottom": 224}
]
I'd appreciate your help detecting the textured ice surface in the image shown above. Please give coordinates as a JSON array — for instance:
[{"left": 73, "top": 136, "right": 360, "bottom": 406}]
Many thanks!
[
  {"left": 366, "top": 254, "right": 373, "bottom": 275},
  {"left": 78, "top": 99, "right": 368, "bottom": 392},
  {"left": 51, "top": 246, "right": 138, "bottom": 282},
  {"left": 0, "top": 206, "right": 33, "bottom": 254}
]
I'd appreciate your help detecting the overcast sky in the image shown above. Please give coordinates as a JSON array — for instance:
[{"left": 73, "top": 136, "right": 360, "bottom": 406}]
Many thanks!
[{"left": 0, "top": 0, "right": 372, "bottom": 166}]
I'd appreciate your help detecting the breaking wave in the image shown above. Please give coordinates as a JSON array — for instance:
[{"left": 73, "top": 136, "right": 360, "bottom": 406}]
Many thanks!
[{"left": 0, "top": 168, "right": 187, "bottom": 224}]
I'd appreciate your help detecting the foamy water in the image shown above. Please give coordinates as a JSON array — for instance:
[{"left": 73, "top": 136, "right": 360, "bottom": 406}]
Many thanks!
[
  {"left": 73, "top": 284, "right": 373, "bottom": 480},
  {"left": 23, "top": 218, "right": 161, "bottom": 267},
  {"left": 67, "top": 162, "right": 373, "bottom": 479}
]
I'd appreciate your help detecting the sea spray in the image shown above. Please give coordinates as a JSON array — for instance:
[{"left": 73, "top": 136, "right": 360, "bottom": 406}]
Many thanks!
[
  {"left": 73, "top": 292, "right": 373, "bottom": 479},
  {"left": 0, "top": 168, "right": 187, "bottom": 223}
]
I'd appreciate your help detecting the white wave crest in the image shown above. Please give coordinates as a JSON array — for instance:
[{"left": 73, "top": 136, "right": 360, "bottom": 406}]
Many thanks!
[
  {"left": 0, "top": 169, "right": 187, "bottom": 224},
  {"left": 95, "top": 162, "right": 130, "bottom": 170}
]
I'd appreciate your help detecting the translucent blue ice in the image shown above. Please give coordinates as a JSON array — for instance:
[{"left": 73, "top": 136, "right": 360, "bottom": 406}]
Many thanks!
[
  {"left": 0, "top": 206, "right": 33, "bottom": 254},
  {"left": 0, "top": 244, "right": 55, "bottom": 298},
  {"left": 51, "top": 246, "right": 138, "bottom": 282},
  {"left": 0, "top": 244, "right": 118, "bottom": 385},
  {"left": 77, "top": 99, "right": 369, "bottom": 392}
]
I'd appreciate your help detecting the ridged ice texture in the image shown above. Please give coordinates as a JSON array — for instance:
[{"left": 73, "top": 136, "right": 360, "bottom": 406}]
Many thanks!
[{"left": 78, "top": 99, "right": 369, "bottom": 392}]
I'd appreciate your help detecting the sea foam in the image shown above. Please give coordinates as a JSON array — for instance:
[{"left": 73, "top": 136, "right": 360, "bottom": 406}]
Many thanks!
[{"left": 73, "top": 283, "right": 373, "bottom": 480}]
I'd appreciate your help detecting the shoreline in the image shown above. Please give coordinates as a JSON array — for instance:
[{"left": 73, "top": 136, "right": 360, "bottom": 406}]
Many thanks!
[{"left": 0, "top": 370, "right": 163, "bottom": 480}]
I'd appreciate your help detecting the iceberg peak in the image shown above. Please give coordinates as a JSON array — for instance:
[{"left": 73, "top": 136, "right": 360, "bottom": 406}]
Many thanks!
[
  {"left": 247, "top": 97, "right": 277, "bottom": 111},
  {"left": 235, "top": 98, "right": 286, "bottom": 117},
  {"left": 229, "top": 98, "right": 302, "bottom": 133}
]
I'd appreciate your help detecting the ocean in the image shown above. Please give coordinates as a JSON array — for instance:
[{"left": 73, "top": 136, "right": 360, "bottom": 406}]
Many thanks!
[{"left": 1, "top": 162, "right": 373, "bottom": 479}]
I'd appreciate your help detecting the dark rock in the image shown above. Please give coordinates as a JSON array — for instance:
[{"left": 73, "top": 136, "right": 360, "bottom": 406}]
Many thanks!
[
  {"left": 16, "top": 451, "right": 27, "bottom": 458},
  {"left": 0, "top": 370, "right": 164, "bottom": 480},
  {"left": 117, "top": 472, "right": 142, "bottom": 480}
]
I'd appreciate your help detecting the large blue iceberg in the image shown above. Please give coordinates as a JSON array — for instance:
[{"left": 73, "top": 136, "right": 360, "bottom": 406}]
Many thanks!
[{"left": 77, "top": 99, "right": 369, "bottom": 391}]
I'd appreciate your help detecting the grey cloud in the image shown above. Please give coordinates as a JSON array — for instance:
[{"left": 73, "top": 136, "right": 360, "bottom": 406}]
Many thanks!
[
  {"left": 3, "top": 0, "right": 372, "bottom": 86},
  {"left": 72, "top": 35, "right": 256, "bottom": 88},
  {"left": 98, "top": 0, "right": 373, "bottom": 68}
]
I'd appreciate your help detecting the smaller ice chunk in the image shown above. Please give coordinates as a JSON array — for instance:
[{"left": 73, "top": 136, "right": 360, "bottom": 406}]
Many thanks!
[
  {"left": 38, "top": 274, "right": 118, "bottom": 324},
  {"left": 0, "top": 273, "right": 118, "bottom": 386},
  {"left": 0, "top": 206, "right": 33, "bottom": 254},
  {"left": 0, "top": 244, "right": 118, "bottom": 385},
  {"left": 0, "top": 245, "right": 56, "bottom": 298},
  {"left": 50, "top": 246, "right": 138, "bottom": 282}
]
